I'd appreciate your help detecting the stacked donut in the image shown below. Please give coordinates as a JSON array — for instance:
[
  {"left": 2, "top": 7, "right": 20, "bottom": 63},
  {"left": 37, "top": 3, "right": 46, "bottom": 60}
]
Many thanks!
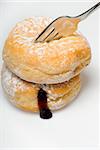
[{"left": 1, "top": 17, "right": 91, "bottom": 119}]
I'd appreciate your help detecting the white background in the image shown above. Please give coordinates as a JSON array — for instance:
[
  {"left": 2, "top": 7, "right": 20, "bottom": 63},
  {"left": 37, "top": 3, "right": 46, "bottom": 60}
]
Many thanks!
[{"left": 0, "top": 0, "right": 99, "bottom": 150}]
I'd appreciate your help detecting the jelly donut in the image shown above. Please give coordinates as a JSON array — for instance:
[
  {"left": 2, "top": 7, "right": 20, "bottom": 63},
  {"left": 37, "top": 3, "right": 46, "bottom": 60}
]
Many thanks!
[
  {"left": 1, "top": 65, "right": 81, "bottom": 113},
  {"left": 3, "top": 17, "right": 91, "bottom": 84}
]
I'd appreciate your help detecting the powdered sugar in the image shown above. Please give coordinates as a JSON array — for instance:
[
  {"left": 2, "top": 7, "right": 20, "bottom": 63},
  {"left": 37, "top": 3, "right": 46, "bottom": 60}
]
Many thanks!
[
  {"left": 3, "top": 16, "right": 91, "bottom": 85},
  {"left": 12, "top": 16, "right": 52, "bottom": 46},
  {"left": 2, "top": 65, "right": 29, "bottom": 97},
  {"left": 35, "top": 47, "right": 45, "bottom": 56}
]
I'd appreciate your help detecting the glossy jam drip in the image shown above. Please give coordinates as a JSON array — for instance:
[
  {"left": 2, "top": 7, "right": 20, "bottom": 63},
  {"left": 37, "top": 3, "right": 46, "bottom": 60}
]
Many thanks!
[{"left": 37, "top": 88, "right": 52, "bottom": 119}]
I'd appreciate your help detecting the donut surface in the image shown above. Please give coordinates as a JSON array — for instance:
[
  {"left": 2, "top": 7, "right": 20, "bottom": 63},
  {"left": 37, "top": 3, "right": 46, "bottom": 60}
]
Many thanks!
[
  {"left": 1, "top": 65, "right": 81, "bottom": 112},
  {"left": 3, "top": 16, "right": 91, "bottom": 84}
]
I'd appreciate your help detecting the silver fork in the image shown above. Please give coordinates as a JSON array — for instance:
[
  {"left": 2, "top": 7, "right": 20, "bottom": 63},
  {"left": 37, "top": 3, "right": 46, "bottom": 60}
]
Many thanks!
[{"left": 35, "top": 2, "right": 100, "bottom": 43}]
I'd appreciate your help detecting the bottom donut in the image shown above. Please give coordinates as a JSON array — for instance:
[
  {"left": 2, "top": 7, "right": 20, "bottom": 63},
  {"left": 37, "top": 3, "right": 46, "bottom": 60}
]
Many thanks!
[{"left": 1, "top": 65, "right": 81, "bottom": 118}]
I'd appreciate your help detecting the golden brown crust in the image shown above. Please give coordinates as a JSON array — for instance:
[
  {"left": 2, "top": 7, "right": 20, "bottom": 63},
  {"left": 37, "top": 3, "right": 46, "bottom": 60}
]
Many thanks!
[
  {"left": 1, "top": 65, "right": 81, "bottom": 112},
  {"left": 3, "top": 17, "right": 91, "bottom": 84}
]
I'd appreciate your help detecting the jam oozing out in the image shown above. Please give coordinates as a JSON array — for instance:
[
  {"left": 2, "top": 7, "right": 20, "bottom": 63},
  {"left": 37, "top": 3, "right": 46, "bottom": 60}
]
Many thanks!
[{"left": 37, "top": 88, "right": 52, "bottom": 119}]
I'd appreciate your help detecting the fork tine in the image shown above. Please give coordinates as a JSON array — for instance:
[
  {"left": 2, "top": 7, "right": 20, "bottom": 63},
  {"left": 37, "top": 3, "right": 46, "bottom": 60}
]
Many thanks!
[
  {"left": 35, "top": 26, "right": 54, "bottom": 42},
  {"left": 44, "top": 31, "right": 59, "bottom": 42},
  {"left": 35, "top": 25, "right": 51, "bottom": 42},
  {"left": 35, "top": 17, "right": 61, "bottom": 42},
  {"left": 43, "top": 28, "right": 55, "bottom": 41},
  {"left": 47, "top": 32, "right": 63, "bottom": 42},
  {"left": 45, "top": 32, "right": 59, "bottom": 42},
  {"left": 52, "top": 32, "right": 59, "bottom": 39},
  {"left": 52, "top": 33, "right": 62, "bottom": 40}
]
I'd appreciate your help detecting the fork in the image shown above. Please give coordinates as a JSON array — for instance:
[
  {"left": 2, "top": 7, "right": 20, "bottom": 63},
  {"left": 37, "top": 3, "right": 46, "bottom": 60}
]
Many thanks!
[{"left": 35, "top": 2, "right": 100, "bottom": 43}]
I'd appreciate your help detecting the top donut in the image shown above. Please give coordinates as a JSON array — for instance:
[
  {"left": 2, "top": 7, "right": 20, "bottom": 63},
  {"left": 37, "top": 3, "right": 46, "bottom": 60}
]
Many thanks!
[{"left": 3, "top": 16, "right": 91, "bottom": 84}]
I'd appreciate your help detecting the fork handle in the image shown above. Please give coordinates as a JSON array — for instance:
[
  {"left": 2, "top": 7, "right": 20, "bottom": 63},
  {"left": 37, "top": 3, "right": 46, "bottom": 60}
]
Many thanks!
[{"left": 76, "top": 2, "right": 100, "bottom": 21}]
